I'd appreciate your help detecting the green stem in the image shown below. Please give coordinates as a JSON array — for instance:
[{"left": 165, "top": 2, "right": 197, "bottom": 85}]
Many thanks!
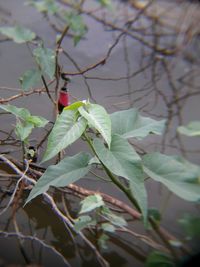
[
  {"left": 83, "top": 133, "right": 140, "bottom": 212},
  {"left": 83, "top": 133, "right": 179, "bottom": 261},
  {"left": 149, "top": 217, "right": 179, "bottom": 262}
]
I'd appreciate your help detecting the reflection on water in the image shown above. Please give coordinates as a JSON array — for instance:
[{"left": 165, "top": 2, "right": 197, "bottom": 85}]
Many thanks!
[{"left": 0, "top": 0, "right": 200, "bottom": 266}]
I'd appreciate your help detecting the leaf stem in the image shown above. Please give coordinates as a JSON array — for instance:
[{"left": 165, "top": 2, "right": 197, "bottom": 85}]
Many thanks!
[
  {"left": 83, "top": 133, "right": 179, "bottom": 261},
  {"left": 83, "top": 132, "right": 140, "bottom": 212}
]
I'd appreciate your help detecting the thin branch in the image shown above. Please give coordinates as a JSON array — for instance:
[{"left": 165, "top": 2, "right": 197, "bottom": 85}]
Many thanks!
[
  {"left": 0, "top": 155, "right": 109, "bottom": 267},
  {"left": 0, "top": 158, "right": 29, "bottom": 216},
  {"left": 0, "top": 231, "right": 71, "bottom": 267}
]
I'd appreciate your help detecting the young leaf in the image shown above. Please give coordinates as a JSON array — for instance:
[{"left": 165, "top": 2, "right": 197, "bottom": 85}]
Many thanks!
[
  {"left": 93, "top": 135, "right": 147, "bottom": 223},
  {"left": 145, "top": 251, "right": 175, "bottom": 267},
  {"left": 27, "top": 0, "right": 59, "bottom": 14},
  {"left": 177, "top": 121, "right": 200, "bottom": 137},
  {"left": 27, "top": 115, "right": 48, "bottom": 128},
  {"left": 98, "top": 233, "right": 109, "bottom": 249},
  {"left": 74, "top": 215, "right": 96, "bottom": 232},
  {"left": 0, "top": 104, "right": 48, "bottom": 141},
  {"left": 79, "top": 104, "right": 111, "bottom": 148},
  {"left": 33, "top": 47, "right": 56, "bottom": 79},
  {"left": 0, "top": 104, "right": 48, "bottom": 128},
  {"left": 19, "top": 69, "right": 41, "bottom": 91},
  {"left": 0, "top": 104, "right": 31, "bottom": 120},
  {"left": 96, "top": 0, "right": 112, "bottom": 8},
  {"left": 101, "top": 206, "right": 127, "bottom": 227},
  {"left": 62, "top": 11, "right": 87, "bottom": 45},
  {"left": 15, "top": 121, "right": 34, "bottom": 141},
  {"left": 111, "top": 108, "right": 165, "bottom": 140},
  {"left": 64, "top": 101, "right": 85, "bottom": 111},
  {"left": 79, "top": 194, "right": 105, "bottom": 214},
  {"left": 0, "top": 25, "right": 36, "bottom": 43},
  {"left": 101, "top": 223, "right": 116, "bottom": 233},
  {"left": 42, "top": 109, "right": 87, "bottom": 162},
  {"left": 143, "top": 153, "right": 200, "bottom": 202},
  {"left": 25, "top": 152, "right": 91, "bottom": 204}
]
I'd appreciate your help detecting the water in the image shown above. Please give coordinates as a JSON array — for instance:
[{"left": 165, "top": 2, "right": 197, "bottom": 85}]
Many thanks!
[{"left": 0, "top": 0, "right": 200, "bottom": 266}]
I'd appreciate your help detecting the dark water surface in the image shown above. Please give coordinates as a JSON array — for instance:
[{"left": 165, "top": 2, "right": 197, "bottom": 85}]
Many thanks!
[{"left": 0, "top": 0, "right": 200, "bottom": 266}]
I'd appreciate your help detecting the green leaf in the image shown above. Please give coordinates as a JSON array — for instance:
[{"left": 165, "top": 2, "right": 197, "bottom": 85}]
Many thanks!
[
  {"left": 19, "top": 69, "right": 41, "bottom": 91},
  {"left": 62, "top": 11, "right": 87, "bottom": 45},
  {"left": 27, "top": 115, "right": 48, "bottom": 128},
  {"left": 101, "top": 223, "right": 116, "bottom": 233},
  {"left": 145, "top": 251, "right": 175, "bottom": 267},
  {"left": 96, "top": 0, "right": 112, "bottom": 7},
  {"left": 143, "top": 153, "right": 200, "bottom": 202},
  {"left": 15, "top": 121, "right": 34, "bottom": 141},
  {"left": 0, "top": 104, "right": 48, "bottom": 141},
  {"left": 101, "top": 206, "right": 127, "bottom": 227},
  {"left": 93, "top": 135, "right": 147, "bottom": 222},
  {"left": 25, "top": 152, "right": 91, "bottom": 204},
  {"left": 33, "top": 47, "right": 56, "bottom": 79},
  {"left": 64, "top": 101, "right": 85, "bottom": 111},
  {"left": 74, "top": 215, "right": 96, "bottom": 232},
  {"left": 79, "top": 104, "right": 111, "bottom": 148},
  {"left": 178, "top": 121, "right": 200, "bottom": 137},
  {"left": 111, "top": 108, "right": 165, "bottom": 140},
  {"left": 179, "top": 214, "right": 200, "bottom": 239},
  {"left": 27, "top": 0, "right": 59, "bottom": 14},
  {"left": 0, "top": 104, "right": 48, "bottom": 127},
  {"left": 148, "top": 208, "right": 161, "bottom": 224},
  {"left": 79, "top": 194, "right": 105, "bottom": 214},
  {"left": 0, "top": 104, "right": 31, "bottom": 120},
  {"left": 0, "top": 25, "right": 36, "bottom": 43},
  {"left": 42, "top": 109, "right": 87, "bottom": 162},
  {"left": 98, "top": 233, "right": 109, "bottom": 249}
]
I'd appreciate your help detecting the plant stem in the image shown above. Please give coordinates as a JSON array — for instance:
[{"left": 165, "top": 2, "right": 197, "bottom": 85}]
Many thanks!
[
  {"left": 83, "top": 133, "right": 140, "bottom": 212},
  {"left": 149, "top": 217, "right": 179, "bottom": 262},
  {"left": 83, "top": 133, "right": 179, "bottom": 261}
]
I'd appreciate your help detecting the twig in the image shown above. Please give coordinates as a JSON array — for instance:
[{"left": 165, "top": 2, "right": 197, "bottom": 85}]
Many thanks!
[
  {"left": 0, "top": 83, "right": 54, "bottom": 104},
  {"left": 117, "top": 227, "right": 168, "bottom": 253},
  {"left": 0, "top": 230, "right": 71, "bottom": 267},
  {"left": 0, "top": 158, "right": 29, "bottom": 216},
  {"left": 0, "top": 155, "right": 109, "bottom": 267}
]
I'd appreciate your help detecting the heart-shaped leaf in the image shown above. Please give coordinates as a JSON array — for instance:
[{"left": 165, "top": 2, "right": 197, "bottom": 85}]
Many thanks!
[
  {"left": 33, "top": 47, "right": 55, "bottom": 79},
  {"left": 27, "top": 0, "right": 59, "bottom": 14},
  {"left": 0, "top": 104, "right": 31, "bottom": 120},
  {"left": 143, "top": 153, "right": 200, "bottom": 202},
  {"left": 79, "top": 194, "right": 105, "bottom": 214},
  {"left": 74, "top": 215, "right": 96, "bottom": 232},
  {"left": 15, "top": 121, "right": 34, "bottom": 141},
  {"left": 79, "top": 104, "right": 111, "bottom": 148},
  {"left": 27, "top": 115, "right": 48, "bottom": 128},
  {"left": 19, "top": 69, "right": 41, "bottom": 91},
  {"left": 42, "top": 109, "right": 87, "bottom": 162},
  {"left": 111, "top": 108, "right": 165, "bottom": 140},
  {"left": 25, "top": 152, "right": 91, "bottom": 204},
  {"left": 93, "top": 134, "right": 147, "bottom": 222},
  {"left": 0, "top": 25, "right": 36, "bottom": 43},
  {"left": 0, "top": 104, "right": 48, "bottom": 141},
  {"left": 101, "top": 206, "right": 127, "bottom": 227}
]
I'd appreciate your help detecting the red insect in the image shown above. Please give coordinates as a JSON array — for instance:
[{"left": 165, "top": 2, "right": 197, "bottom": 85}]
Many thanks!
[{"left": 58, "top": 87, "right": 69, "bottom": 113}]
